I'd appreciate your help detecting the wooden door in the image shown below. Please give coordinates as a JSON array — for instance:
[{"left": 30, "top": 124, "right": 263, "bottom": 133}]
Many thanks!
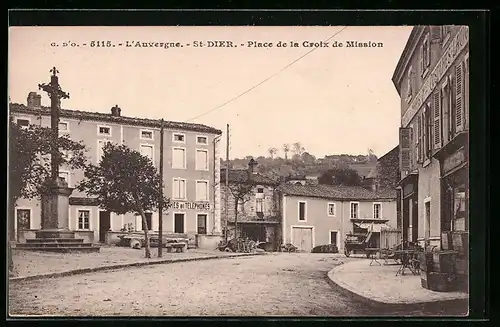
[{"left": 292, "top": 227, "right": 313, "bottom": 252}]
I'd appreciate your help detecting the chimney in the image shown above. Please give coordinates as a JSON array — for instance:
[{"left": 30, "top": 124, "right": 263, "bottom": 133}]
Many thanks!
[
  {"left": 27, "top": 92, "right": 41, "bottom": 108},
  {"left": 247, "top": 158, "right": 258, "bottom": 180},
  {"left": 111, "top": 105, "right": 121, "bottom": 117}
]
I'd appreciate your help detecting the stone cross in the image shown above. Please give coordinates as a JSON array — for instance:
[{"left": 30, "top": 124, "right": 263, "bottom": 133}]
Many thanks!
[{"left": 38, "top": 67, "right": 70, "bottom": 181}]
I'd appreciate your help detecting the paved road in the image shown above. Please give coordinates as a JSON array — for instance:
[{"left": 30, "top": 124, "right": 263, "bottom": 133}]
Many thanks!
[{"left": 9, "top": 253, "right": 467, "bottom": 317}]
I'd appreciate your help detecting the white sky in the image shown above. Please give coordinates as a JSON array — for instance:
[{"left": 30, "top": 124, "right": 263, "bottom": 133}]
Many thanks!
[{"left": 9, "top": 26, "right": 412, "bottom": 159}]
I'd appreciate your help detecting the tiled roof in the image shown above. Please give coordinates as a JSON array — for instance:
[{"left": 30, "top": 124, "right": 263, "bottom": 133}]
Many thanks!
[
  {"left": 279, "top": 184, "right": 397, "bottom": 200},
  {"left": 378, "top": 145, "right": 399, "bottom": 161},
  {"left": 220, "top": 169, "right": 279, "bottom": 186},
  {"left": 9, "top": 103, "right": 222, "bottom": 135}
]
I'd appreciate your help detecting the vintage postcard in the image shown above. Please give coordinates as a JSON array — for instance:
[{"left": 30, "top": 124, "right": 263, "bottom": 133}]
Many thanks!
[{"left": 8, "top": 24, "right": 469, "bottom": 317}]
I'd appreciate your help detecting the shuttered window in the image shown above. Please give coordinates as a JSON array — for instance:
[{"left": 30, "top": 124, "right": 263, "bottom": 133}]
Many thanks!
[
  {"left": 173, "top": 178, "right": 186, "bottom": 199},
  {"left": 196, "top": 181, "right": 209, "bottom": 201},
  {"left": 416, "top": 115, "right": 422, "bottom": 163},
  {"left": 406, "top": 67, "right": 413, "bottom": 101},
  {"left": 464, "top": 57, "right": 469, "bottom": 130},
  {"left": 455, "top": 62, "right": 464, "bottom": 132},
  {"left": 399, "top": 127, "right": 412, "bottom": 172},
  {"left": 433, "top": 91, "right": 442, "bottom": 149},
  {"left": 431, "top": 26, "right": 442, "bottom": 43}
]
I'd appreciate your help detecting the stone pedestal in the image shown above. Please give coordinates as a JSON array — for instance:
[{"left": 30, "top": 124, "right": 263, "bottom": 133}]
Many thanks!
[{"left": 38, "top": 177, "right": 74, "bottom": 238}]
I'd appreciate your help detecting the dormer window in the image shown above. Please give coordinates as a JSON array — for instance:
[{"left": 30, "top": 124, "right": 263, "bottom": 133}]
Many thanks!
[{"left": 257, "top": 188, "right": 264, "bottom": 193}]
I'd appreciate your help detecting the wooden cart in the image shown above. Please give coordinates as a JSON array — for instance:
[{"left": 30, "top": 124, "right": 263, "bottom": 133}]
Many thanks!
[{"left": 344, "top": 232, "right": 375, "bottom": 258}]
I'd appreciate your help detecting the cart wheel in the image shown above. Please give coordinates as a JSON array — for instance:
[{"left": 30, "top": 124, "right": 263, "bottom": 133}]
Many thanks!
[
  {"left": 225, "top": 247, "right": 233, "bottom": 252},
  {"left": 344, "top": 248, "right": 351, "bottom": 257}
]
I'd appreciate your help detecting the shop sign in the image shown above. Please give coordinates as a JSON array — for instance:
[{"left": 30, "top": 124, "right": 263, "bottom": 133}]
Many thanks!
[
  {"left": 167, "top": 201, "right": 211, "bottom": 211},
  {"left": 443, "top": 147, "right": 466, "bottom": 174},
  {"left": 402, "top": 26, "right": 469, "bottom": 127}
]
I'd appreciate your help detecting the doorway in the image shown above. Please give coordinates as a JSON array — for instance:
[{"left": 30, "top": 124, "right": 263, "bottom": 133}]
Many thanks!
[
  {"left": 330, "top": 231, "right": 338, "bottom": 247},
  {"left": 197, "top": 214, "right": 207, "bottom": 234},
  {"left": 174, "top": 213, "right": 185, "bottom": 233},
  {"left": 99, "top": 211, "right": 111, "bottom": 243}
]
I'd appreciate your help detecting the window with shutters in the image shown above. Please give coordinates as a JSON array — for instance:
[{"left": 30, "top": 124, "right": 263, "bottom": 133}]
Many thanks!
[
  {"left": 431, "top": 26, "right": 442, "bottom": 45},
  {"left": 399, "top": 127, "right": 412, "bottom": 172},
  {"left": 173, "top": 178, "right": 186, "bottom": 199},
  {"left": 416, "top": 115, "right": 422, "bottom": 163},
  {"left": 464, "top": 56, "right": 469, "bottom": 130},
  {"left": 256, "top": 198, "right": 264, "bottom": 213},
  {"left": 97, "top": 140, "right": 111, "bottom": 162},
  {"left": 455, "top": 62, "right": 465, "bottom": 133},
  {"left": 421, "top": 34, "right": 431, "bottom": 77},
  {"left": 406, "top": 66, "right": 413, "bottom": 102},
  {"left": 172, "top": 147, "right": 186, "bottom": 169},
  {"left": 196, "top": 149, "right": 209, "bottom": 171},
  {"left": 196, "top": 180, "right": 209, "bottom": 201},
  {"left": 140, "top": 144, "right": 154, "bottom": 162},
  {"left": 433, "top": 90, "right": 442, "bottom": 150},
  {"left": 426, "top": 104, "right": 433, "bottom": 159}
]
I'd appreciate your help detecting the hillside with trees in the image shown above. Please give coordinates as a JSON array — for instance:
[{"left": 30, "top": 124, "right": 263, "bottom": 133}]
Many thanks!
[{"left": 223, "top": 142, "right": 379, "bottom": 184}]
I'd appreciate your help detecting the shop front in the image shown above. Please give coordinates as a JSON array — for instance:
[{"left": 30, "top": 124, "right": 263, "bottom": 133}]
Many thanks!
[{"left": 436, "top": 133, "right": 469, "bottom": 238}]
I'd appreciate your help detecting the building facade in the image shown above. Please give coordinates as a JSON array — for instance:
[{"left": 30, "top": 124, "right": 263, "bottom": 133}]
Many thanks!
[
  {"left": 392, "top": 25, "right": 469, "bottom": 249},
  {"left": 280, "top": 184, "right": 398, "bottom": 252},
  {"left": 220, "top": 161, "right": 281, "bottom": 250},
  {"left": 11, "top": 92, "right": 222, "bottom": 244}
]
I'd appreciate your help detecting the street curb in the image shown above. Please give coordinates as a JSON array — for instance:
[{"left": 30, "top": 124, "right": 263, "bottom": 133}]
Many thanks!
[
  {"left": 9, "top": 252, "right": 267, "bottom": 283},
  {"left": 326, "top": 264, "right": 469, "bottom": 308}
]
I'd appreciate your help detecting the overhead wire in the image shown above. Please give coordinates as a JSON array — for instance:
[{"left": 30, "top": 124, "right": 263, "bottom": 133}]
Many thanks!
[{"left": 186, "top": 26, "right": 348, "bottom": 122}]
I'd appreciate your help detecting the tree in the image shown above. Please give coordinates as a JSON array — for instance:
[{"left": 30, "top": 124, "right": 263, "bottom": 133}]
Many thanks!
[
  {"left": 227, "top": 177, "right": 255, "bottom": 249},
  {"left": 318, "top": 167, "right": 362, "bottom": 186},
  {"left": 268, "top": 147, "right": 278, "bottom": 159},
  {"left": 292, "top": 142, "right": 305, "bottom": 156},
  {"left": 8, "top": 119, "right": 88, "bottom": 241},
  {"left": 77, "top": 143, "right": 170, "bottom": 259},
  {"left": 367, "top": 148, "right": 378, "bottom": 163},
  {"left": 301, "top": 152, "right": 316, "bottom": 166},
  {"left": 282, "top": 144, "right": 290, "bottom": 160}
]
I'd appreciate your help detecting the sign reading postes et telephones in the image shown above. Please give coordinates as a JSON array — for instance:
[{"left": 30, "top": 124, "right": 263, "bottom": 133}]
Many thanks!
[{"left": 167, "top": 201, "right": 211, "bottom": 211}]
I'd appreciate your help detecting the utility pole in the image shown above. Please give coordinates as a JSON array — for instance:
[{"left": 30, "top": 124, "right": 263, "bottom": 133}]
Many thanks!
[
  {"left": 158, "top": 119, "right": 165, "bottom": 257},
  {"left": 224, "top": 124, "right": 230, "bottom": 243},
  {"left": 212, "top": 135, "right": 221, "bottom": 235}
]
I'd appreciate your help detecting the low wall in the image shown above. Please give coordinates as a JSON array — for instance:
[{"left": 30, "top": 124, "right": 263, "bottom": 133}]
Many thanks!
[
  {"left": 16, "top": 230, "right": 96, "bottom": 244},
  {"left": 105, "top": 231, "right": 197, "bottom": 248},
  {"left": 196, "top": 234, "right": 223, "bottom": 250}
]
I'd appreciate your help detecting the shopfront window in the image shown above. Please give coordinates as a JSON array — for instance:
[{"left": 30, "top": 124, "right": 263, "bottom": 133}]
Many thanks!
[{"left": 453, "top": 185, "right": 467, "bottom": 231}]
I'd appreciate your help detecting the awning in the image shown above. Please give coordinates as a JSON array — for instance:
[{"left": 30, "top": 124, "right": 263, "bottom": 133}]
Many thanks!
[
  {"left": 354, "top": 222, "right": 392, "bottom": 232},
  {"left": 354, "top": 223, "right": 372, "bottom": 229}
]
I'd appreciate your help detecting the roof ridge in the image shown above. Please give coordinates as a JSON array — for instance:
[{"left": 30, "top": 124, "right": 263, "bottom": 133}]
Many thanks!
[{"left": 9, "top": 102, "right": 222, "bottom": 134}]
